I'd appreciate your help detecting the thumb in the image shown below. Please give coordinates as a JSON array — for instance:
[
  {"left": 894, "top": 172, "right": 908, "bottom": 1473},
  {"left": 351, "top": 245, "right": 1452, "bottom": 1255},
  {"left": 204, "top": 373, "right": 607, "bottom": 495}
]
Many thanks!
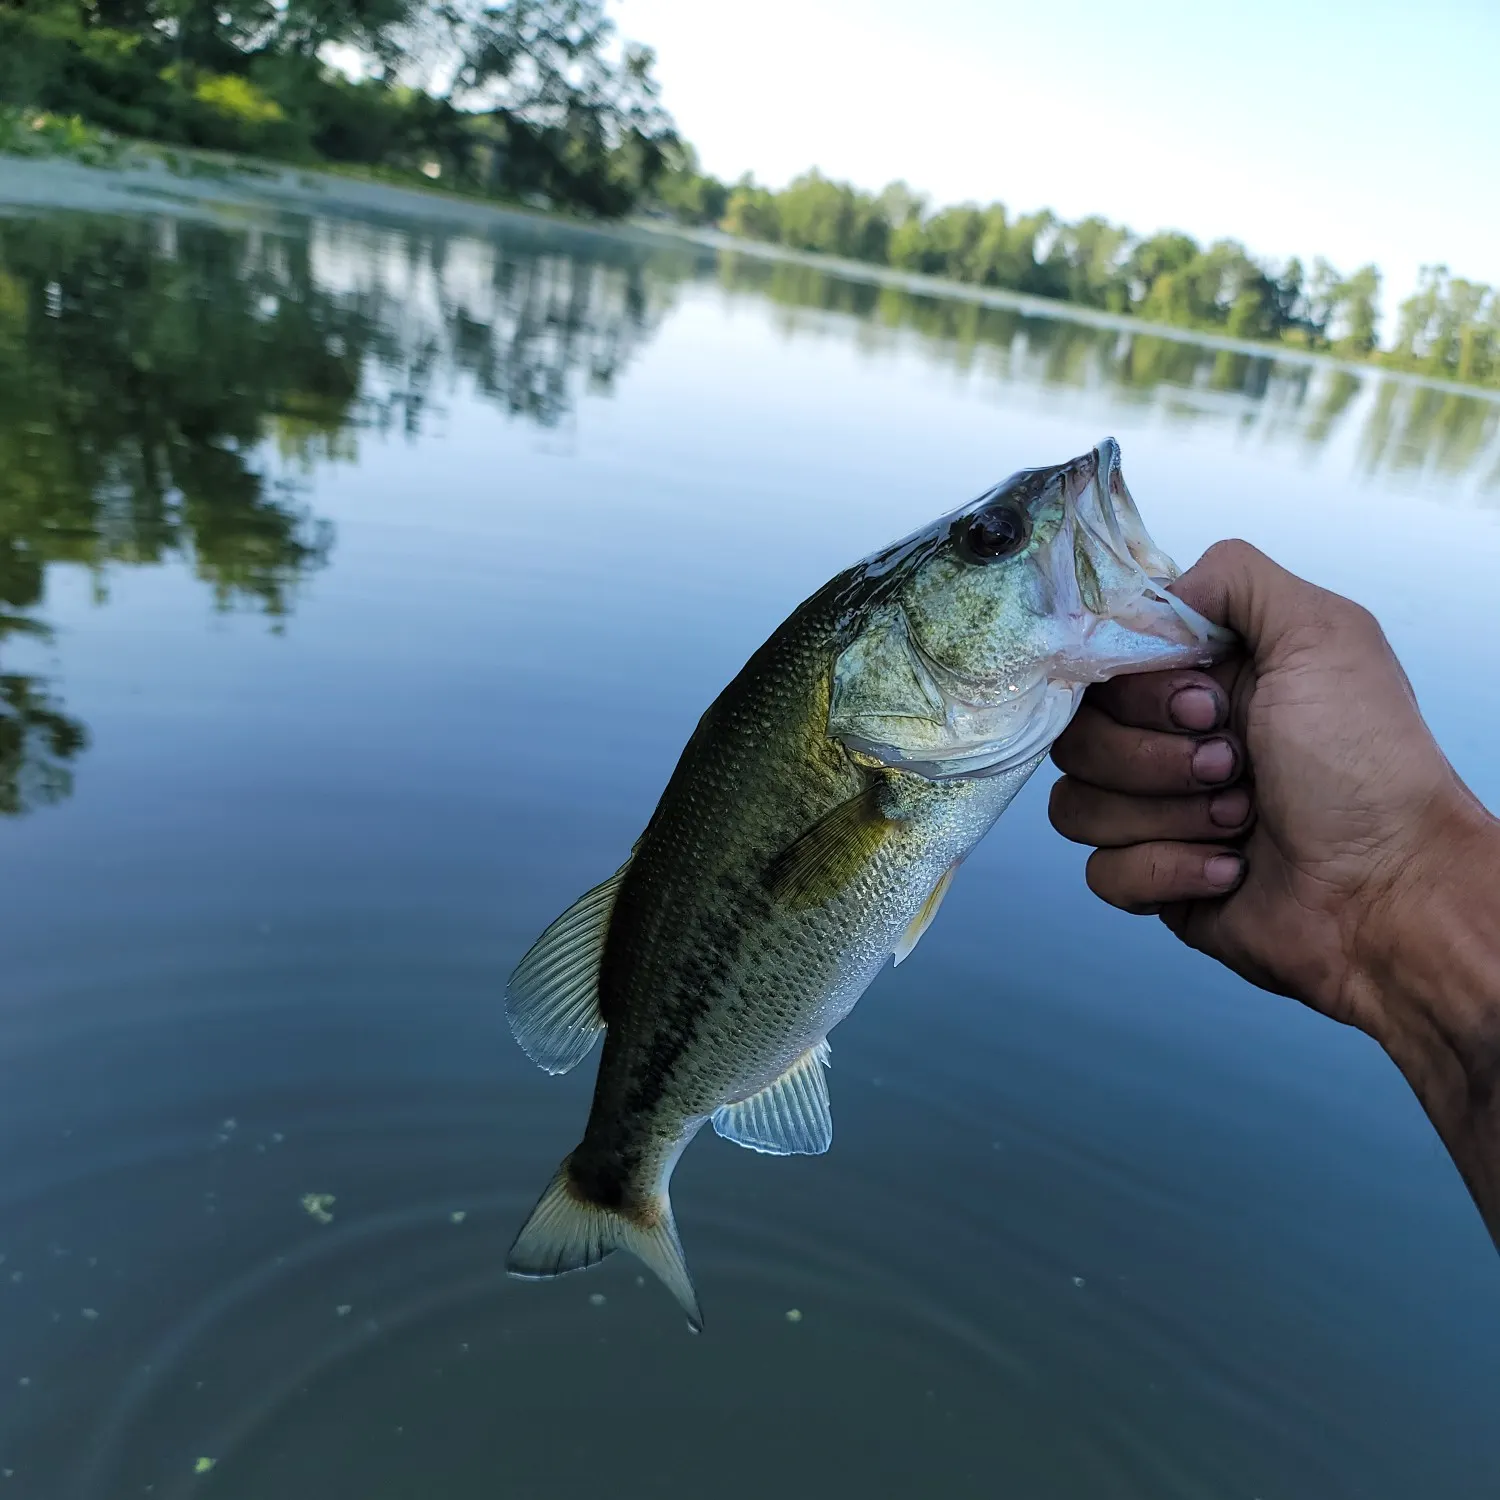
[{"left": 1169, "top": 539, "right": 1324, "bottom": 657}]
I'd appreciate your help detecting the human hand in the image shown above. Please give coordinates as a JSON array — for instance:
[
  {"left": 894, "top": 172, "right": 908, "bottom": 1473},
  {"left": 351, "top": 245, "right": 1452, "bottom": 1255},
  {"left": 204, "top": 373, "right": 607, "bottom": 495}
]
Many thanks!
[{"left": 1047, "top": 539, "right": 1493, "bottom": 1048}]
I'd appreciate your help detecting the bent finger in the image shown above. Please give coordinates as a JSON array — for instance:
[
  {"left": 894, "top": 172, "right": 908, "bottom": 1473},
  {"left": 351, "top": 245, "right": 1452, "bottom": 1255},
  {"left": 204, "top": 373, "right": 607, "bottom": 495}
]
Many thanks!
[
  {"left": 1049, "top": 778, "right": 1253, "bottom": 848},
  {"left": 1085, "top": 669, "right": 1227, "bottom": 734},
  {"left": 1084, "top": 842, "right": 1246, "bottom": 915},
  {"left": 1051, "top": 704, "right": 1243, "bottom": 794}
]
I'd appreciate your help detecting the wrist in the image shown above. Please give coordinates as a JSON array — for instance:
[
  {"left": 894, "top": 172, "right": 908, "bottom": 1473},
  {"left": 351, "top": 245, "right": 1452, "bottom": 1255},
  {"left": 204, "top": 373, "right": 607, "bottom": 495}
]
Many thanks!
[{"left": 1343, "top": 797, "right": 1500, "bottom": 1197}]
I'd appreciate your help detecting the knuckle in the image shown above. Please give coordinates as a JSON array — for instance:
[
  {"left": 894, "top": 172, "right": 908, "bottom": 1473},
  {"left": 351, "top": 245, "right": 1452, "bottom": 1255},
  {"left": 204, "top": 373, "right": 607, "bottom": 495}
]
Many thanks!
[
  {"left": 1083, "top": 850, "right": 1118, "bottom": 901},
  {"left": 1201, "top": 537, "right": 1259, "bottom": 578},
  {"left": 1117, "top": 674, "right": 1178, "bottom": 728},
  {"left": 1048, "top": 733, "right": 1081, "bottom": 775},
  {"left": 1341, "top": 599, "right": 1385, "bottom": 645},
  {"left": 1046, "top": 777, "right": 1076, "bottom": 825},
  {"left": 1157, "top": 737, "right": 1195, "bottom": 787},
  {"left": 1048, "top": 711, "right": 1091, "bottom": 765},
  {"left": 1201, "top": 537, "right": 1251, "bottom": 566}
]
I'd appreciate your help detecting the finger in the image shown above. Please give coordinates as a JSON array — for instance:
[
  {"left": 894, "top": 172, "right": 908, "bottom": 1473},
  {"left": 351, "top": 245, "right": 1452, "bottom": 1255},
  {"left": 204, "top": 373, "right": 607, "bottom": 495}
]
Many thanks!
[
  {"left": 1085, "top": 669, "right": 1228, "bottom": 734},
  {"left": 1051, "top": 704, "right": 1243, "bottom": 794},
  {"left": 1049, "top": 778, "right": 1253, "bottom": 848},
  {"left": 1085, "top": 843, "right": 1246, "bottom": 915},
  {"left": 1172, "top": 539, "right": 1354, "bottom": 656}
]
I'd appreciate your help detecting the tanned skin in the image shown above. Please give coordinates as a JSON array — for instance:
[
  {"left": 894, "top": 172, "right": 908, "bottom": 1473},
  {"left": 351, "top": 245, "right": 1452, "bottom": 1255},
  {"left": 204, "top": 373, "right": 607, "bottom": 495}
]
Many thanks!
[{"left": 1048, "top": 539, "right": 1500, "bottom": 1249}]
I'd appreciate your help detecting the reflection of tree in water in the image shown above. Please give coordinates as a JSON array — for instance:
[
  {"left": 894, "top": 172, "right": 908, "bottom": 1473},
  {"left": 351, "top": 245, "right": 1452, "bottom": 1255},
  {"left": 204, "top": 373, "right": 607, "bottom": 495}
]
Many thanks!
[
  {"left": 716, "top": 252, "right": 1500, "bottom": 490},
  {"left": 719, "top": 252, "right": 1301, "bottom": 399},
  {"left": 302, "top": 219, "right": 690, "bottom": 435},
  {"left": 8, "top": 211, "right": 1490, "bottom": 812},
  {"left": 1303, "top": 370, "right": 1362, "bottom": 447},
  {"left": 0, "top": 209, "right": 685, "bottom": 815},
  {"left": 0, "top": 213, "right": 362, "bottom": 811},
  {"left": 1358, "top": 382, "right": 1500, "bottom": 484},
  {"left": 0, "top": 672, "right": 86, "bottom": 816}
]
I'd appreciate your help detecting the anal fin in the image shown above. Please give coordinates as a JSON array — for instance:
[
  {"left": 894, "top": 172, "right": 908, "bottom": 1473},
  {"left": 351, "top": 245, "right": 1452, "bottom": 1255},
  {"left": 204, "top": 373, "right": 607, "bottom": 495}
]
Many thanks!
[
  {"left": 713, "top": 1041, "right": 832, "bottom": 1156},
  {"left": 892, "top": 859, "right": 959, "bottom": 966}
]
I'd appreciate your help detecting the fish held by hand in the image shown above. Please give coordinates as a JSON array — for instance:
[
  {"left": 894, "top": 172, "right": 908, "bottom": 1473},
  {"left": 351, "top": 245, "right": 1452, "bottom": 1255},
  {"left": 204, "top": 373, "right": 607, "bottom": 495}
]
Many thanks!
[{"left": 505, "top": 437, "right": 1234, "bottom": 1328}]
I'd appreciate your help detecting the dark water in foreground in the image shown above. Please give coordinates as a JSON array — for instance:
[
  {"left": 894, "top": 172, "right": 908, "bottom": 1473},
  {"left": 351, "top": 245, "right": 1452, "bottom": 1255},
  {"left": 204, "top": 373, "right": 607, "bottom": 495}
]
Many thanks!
[{"left": 1, "top": 201, "right": 1498, "bottom": 1500}]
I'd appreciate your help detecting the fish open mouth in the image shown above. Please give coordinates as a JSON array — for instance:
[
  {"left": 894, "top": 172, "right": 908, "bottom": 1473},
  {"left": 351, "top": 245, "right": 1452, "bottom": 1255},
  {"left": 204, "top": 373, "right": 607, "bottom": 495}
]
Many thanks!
[
  {"left": 1054, "top": 437, "right": 1236, "bottom": 675},
  {"left": 828, "top": 437, "right": 1239, "bottom": 781}
]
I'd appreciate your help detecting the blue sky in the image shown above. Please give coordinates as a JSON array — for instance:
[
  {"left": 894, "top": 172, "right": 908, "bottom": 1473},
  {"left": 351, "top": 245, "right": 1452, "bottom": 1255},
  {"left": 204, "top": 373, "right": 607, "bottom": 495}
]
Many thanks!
[{"left": 617, "top": 0, "right": 1497, "bottom": 323}]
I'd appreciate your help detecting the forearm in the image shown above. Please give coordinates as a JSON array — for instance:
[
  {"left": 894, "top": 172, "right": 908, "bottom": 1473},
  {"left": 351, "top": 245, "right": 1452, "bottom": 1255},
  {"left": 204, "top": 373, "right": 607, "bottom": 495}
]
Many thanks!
[{"left": 1350, "top": 803, "right": 1500, "bottom": 1247}]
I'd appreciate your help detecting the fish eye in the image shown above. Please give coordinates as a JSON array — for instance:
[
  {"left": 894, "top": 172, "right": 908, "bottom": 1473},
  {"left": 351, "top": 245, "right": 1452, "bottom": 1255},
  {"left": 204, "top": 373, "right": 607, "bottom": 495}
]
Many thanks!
[{"left": 958, "top": 503, "right": 1029, "bottom": 563}]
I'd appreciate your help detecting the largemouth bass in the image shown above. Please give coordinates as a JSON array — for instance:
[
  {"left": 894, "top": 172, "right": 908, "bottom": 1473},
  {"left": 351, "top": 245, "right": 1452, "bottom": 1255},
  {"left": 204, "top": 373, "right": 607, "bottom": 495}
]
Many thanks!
[{"left": 506, "top": 437, "right": 1232, "bottom": 1328}]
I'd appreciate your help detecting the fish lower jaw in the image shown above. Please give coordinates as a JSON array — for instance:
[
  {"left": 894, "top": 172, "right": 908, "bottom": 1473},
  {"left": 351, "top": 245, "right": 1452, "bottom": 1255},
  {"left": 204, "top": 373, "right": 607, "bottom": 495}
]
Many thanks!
[{"left": 1049, "top": 600, "right": 1234, "bottom": 682}]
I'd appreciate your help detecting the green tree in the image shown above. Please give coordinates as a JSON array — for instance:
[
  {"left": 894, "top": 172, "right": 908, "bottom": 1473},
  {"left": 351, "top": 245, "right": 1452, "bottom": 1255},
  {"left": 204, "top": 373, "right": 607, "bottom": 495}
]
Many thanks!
[
  {"left": 1126, "top": 231, "right": 1199, "bottom": 308},
  {"left": 722, "top": 177, "right": 782, "bottom": 242},
  {"left": 0, "top": 0, "right": 677, "bottom": 216},
  {"left": 875, "top": 180, "right": 925, "bottom": 231},
  {"left": 1393, "top": 266, "right": 1496, "bottom": 383},
  {"left": 896, "top": 203, "right": 982, "bottom": 278},
  {"left": 422, "top": 0, "right": 676, "bottom": 213},
  {"left": 697, "top": 170, "right": 1497, "bottom": 385},
  {"left": 1047, "top": 216, "right": 1132, "bottom": 311},
  {"left": 651, "top": 141, "right": 727, "bottom": 225},
  {"left": 1331, "top": 264, "right": 1381, "bottom": 355},
  {"left": 772, "top": 170, "right": 889, "bottom": 262}
]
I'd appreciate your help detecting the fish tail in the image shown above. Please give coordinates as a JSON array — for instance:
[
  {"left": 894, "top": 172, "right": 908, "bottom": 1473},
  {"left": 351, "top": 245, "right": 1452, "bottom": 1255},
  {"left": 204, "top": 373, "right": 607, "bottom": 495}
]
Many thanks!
[{"left": 506, "top": 1153, "right": 702, "bottom": 1331}]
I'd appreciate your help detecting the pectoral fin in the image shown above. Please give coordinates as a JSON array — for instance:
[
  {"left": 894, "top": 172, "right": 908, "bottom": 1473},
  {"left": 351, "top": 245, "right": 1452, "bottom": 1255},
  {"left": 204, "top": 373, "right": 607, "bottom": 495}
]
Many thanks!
[
  {"left": 765, "top": 786, "right": 900, "bottom": 909},
  {"left": 712, "top": 1042, "right": 832, "bottom": 1155},
  {"left": 892, "top": 860, "right": 959, "bottom": 966},
  {"left": 506, "top": 861, "right": 628, "bottom": 1075}
]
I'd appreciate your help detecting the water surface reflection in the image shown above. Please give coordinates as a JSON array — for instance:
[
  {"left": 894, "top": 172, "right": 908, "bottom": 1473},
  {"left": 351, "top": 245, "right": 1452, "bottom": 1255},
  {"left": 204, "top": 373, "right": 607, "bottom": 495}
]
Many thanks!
[
  {"left": 1, "top": 199, "right": 1498, "bottom": 1499},
  {"left": 714, "top": 251, "right": 1500, "bottom": 488},
  {"left": 0, "top": 210, "right": 691, "bottom": 812}
]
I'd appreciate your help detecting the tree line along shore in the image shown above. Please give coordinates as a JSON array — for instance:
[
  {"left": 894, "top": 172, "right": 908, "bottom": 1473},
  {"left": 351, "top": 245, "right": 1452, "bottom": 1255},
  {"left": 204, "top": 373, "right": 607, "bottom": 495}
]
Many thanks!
[{"left": 2, "top": 0, "right": 1496, "bottom": 388}]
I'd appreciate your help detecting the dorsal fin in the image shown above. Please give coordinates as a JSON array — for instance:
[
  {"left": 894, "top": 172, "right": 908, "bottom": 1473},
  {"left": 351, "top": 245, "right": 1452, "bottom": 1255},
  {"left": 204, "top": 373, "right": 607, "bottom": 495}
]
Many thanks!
[
  {"left": 506, "top": 861, "right": 628, "bottom": 1075},
  {"left": 712, "top": 1041, "right": 832, "bottom": 1155}
]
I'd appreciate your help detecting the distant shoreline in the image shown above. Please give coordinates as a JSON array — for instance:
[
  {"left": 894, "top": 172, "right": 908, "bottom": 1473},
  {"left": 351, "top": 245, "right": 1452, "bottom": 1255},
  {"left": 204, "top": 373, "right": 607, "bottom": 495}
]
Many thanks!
[
  {"left": 0, "top": 146, "right": 680, "bottom": 257},
  {"left": 652, "top": 224, "right": 1500, "bottom": 405},
  {"left": 3, "top": 147, "right": 1496, "bottom": 407}
]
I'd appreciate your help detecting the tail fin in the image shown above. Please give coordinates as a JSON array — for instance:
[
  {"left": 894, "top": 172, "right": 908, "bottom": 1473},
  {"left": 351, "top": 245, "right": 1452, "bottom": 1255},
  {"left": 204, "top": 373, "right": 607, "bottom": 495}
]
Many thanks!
[{"left": 506, "top": 1156, "right": 703, "bottom": 1331}]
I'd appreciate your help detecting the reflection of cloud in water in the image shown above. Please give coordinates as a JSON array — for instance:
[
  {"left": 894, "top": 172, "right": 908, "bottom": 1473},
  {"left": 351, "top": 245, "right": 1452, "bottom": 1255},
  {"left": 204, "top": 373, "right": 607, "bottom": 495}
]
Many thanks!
[{"left": 711, "top": 253, "right": 1500, "bottom": 496}]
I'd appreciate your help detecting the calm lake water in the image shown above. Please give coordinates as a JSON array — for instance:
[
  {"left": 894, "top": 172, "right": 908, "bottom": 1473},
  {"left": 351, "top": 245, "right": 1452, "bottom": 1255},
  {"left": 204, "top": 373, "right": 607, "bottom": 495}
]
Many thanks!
[{"left": 1, "top": 192, "right": 1499, "bottom": 1500}]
